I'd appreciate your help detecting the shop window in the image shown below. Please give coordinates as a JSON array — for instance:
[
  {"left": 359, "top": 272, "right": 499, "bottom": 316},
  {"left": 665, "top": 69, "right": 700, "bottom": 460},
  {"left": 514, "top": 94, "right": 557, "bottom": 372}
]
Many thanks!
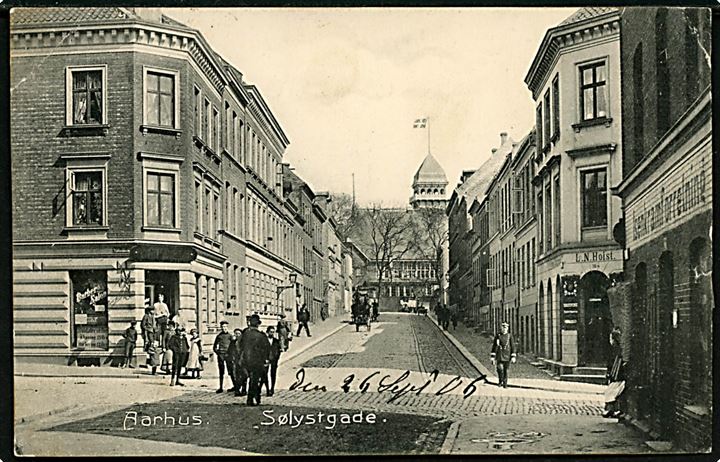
[
  {"left": 581, "top": 168, "right": 607, "bottom": 228},
  {"left": 70, "top": 170, "right": 104, "bottom": 226},
  {"left": 579, "top": 61, "right": 607, "bottom": 121},
  {"left": 70, "top": 270, "right": 109, "bottom": 350},
  {"left": 144, "top": 69, "right": 177, "bottom": 128},
  {"left": 146, "top": 171, "right": 176, "bottom": 227},
  {"left": 67, "top": 67, "right": 105, "bottom": 125}
]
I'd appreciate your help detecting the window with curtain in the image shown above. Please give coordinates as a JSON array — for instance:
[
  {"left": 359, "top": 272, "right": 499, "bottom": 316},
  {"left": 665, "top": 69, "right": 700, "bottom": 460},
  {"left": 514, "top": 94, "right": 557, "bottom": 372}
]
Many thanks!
[
  {"left": 71, "top": 70, "right": 103, "bottom": 125},
  {"left": 145, "top": 71, "right": 175, "bottom": 127},
  {"left": 581, "top": 168, "right": 608, "bottom": 228},
  {"left": 72, "top": 171, "right": 103, "bottom": 226},
  {"left": 146, "top": 172, "right": 175, "bottom": 227}
]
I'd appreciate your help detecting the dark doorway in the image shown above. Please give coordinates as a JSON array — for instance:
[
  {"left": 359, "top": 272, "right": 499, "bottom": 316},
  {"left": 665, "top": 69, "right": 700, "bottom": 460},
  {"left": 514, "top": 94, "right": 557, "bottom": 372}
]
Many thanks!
[
  {"left": 657, "top": 252, "right": 675, "bottom": 440},
  {"left": 634, "top": 263, "right": 651, "bottom": 421},
  {"left": 580, "top": 271, "right": 611, "bottom": 366},
  {"left": 145, "top": 270, "right": 180, "bottom": 317}
]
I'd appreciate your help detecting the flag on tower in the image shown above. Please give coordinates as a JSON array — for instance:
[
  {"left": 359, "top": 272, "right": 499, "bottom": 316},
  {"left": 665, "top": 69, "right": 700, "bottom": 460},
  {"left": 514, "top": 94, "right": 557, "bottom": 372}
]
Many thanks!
[{"left": 413, "top": 118, "right": 427, "bottom": 129}]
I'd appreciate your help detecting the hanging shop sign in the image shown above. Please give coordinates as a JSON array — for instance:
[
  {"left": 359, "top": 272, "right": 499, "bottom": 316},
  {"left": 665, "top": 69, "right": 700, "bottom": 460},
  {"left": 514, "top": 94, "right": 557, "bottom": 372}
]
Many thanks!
[{"left": 129, "top": 244, "right": 197, "bottom": 263}]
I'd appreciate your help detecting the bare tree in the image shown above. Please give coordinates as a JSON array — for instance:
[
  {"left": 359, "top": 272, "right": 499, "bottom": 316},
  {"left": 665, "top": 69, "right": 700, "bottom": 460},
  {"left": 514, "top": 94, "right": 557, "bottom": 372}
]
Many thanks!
[
  {"left": 326, "top": 192, "right": 356, "bottom": 241},
  {"left": 358, "top": 204, "right": 415, "bottom": 305},
  {"left": 410, "top": 207, "right": 449, "bottom": 301}
]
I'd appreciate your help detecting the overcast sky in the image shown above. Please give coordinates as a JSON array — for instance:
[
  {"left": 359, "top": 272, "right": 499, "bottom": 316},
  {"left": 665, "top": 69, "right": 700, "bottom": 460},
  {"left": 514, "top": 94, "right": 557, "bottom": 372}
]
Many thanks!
[{"left": 165, "top": 8, "right": 573, "bottom": 207}]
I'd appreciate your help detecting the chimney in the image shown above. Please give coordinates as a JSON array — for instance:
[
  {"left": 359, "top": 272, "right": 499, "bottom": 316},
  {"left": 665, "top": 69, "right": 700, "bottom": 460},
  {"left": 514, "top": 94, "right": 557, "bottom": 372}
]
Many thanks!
[
  {"left": 500, "top": 132, "right": 508, "bottom": 145},
  {"left": 131, "top": 8, "right": 164, "bottom": 23}
]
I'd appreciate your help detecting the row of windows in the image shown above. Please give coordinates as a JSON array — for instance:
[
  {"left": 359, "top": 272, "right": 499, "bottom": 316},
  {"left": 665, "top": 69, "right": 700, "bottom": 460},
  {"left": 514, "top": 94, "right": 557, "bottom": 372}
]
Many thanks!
[
  {"left": 382, "top": 262, "right": 437, "bottom": 280},
  {"left": 384, "top": 285, "right": 433, "bottom": 298},
  {"left": 247, "top": 269, "right": 283, "bottom": 315}
]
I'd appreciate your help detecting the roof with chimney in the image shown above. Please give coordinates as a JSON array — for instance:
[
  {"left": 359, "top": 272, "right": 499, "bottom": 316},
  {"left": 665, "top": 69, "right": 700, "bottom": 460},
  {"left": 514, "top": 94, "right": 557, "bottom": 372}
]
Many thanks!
[
  {"left": 413, "top": 153, "right": 448, "bottom": 186},
  {"left": 455, "top": 132, "right": 516, "bottom": 206}
]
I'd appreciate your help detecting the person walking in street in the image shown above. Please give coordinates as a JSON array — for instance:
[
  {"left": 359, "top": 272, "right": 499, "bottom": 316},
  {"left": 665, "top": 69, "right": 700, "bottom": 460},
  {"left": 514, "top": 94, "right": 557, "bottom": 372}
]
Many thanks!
[
  {"left": 296, "top": 304, "right": 311, "bottom": 337},
  {"left": 231, "top": 327, "right": 248, "bottom": 397},
  {"left": 239, "top": 314, "right": 271, "bottom": 406},
  {"left": 603, "top": 327, "right": 626, "bottom": 418},
  {"left": 213, "top": 321, "right": 234, "bottom": 393},
  {"left": 262, "top": 326, "right": 282, "bottom": 397},
  {"left": 276, "top": 314, "right": 292, "bottom": 352},
  {"left": 153, "top": 293, "right": 170, "bottom": 347},
  {"left": 372, "top": 301, "right": 379, "bottom": 322},
  {"left": 167, "top": 326, "right": 190, "bottom": 386},
  {"left": 140, "top": 303, "right": 156, "bottom": 352},
  {"left": 122, "top": 321, "right": 138, "bottom": 368},
  {"left": 186, "top": 328, "right": 203, "bottom": 379},
  {"left": 450, "top": 306, "right": 459, "bottom": 330},
  {"left": 490, "top": 322, "right": 516, "bottom": 388}
]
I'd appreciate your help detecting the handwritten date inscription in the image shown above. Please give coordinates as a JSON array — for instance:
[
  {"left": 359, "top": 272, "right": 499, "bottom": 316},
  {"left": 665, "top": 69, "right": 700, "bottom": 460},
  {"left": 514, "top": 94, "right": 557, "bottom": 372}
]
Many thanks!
[{"left": 289, "top": 368, "right": 490, "bottom": 404}]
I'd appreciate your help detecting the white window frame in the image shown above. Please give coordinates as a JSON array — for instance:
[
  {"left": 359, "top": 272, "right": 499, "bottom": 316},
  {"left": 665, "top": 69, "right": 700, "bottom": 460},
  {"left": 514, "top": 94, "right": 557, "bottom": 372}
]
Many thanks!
[
  {"left": 65, "top": 65, "right": 108, "bottom": 126},
  {"left": 65, "top": 165, "right": 108, "bottom": 228},
  {"left": 142, "top": 66, "right": 180, "bottom": 129}
]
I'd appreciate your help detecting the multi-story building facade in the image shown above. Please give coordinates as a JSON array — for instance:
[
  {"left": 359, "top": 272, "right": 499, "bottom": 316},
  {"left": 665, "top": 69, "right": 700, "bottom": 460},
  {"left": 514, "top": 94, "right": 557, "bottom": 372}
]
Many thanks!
[
  {"left": 10, "top": 7, "right": 337, "bottom": 364},
  {"left": 613, "top": 7, "right": 711, "bottom": 450},
  {"left": 448, "top": 133, "right": 514, "bottom": 328},
  {"left": 524, "top": 7, "right": 624, "bottom": 370},
  {"left": 511, "top": 131, "right": 539, "bottom": 355}
]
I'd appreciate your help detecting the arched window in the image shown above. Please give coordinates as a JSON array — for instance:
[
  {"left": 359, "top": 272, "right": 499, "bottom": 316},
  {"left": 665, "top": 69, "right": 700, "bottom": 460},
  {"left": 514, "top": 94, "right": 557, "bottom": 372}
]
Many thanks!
[
  {"left": 655, "top": 8, "right": 671, "bottom": 137},
  {"left": 633, "top": 43, "right": 645, "bottom": 162}
]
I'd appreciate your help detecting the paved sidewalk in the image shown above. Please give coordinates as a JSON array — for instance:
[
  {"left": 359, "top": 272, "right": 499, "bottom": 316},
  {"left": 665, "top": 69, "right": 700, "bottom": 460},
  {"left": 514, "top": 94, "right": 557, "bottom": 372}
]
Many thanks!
[
  {"left": 14, "top": 315, "right": 348, "bottom": 379},
  {"left": 425, "top": 314, "right": 604, "bottom": 395}
]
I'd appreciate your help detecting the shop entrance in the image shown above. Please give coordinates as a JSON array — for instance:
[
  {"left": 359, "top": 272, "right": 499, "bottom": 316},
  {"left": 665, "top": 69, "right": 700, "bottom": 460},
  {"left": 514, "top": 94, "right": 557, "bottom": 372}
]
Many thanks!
[
  {"left": 145, "top": 270, "right": 180, "bottom": 317},
  {"left": 580, "top": 271, "right": 611, "bottom": 366}
]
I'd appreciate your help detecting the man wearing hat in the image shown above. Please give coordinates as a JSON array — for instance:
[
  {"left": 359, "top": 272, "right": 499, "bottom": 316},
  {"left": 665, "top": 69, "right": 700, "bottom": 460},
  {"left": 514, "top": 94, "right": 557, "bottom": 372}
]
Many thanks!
[
  {"left": 122, "top": 320, "right": 138, "bottom": 368},
  {"left": 213, "top": 321, "right": 234, "bottom": 393},
  {"left": 167, "top": 326, "right": 190, "bottom": 386},
  {"left": 238, "top": 314, "right": 271, "bottom": 406},
  {"left": 490, "top": 322, "right": 516, "bottom": 388},
  {"left": 140, "top": 300, "right": 156, "bottom": 352}
]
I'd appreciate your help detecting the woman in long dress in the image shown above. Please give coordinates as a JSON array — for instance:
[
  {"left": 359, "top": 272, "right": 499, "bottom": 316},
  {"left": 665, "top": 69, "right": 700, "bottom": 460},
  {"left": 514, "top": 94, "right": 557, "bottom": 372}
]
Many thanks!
[{"left": 186, "top": 329, "right": 203, "bottom": 379}]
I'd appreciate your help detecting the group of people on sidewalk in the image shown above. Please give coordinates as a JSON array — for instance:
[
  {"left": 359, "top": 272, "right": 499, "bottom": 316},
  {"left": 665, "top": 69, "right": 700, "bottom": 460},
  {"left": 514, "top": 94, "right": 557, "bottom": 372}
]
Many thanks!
[{"left": 434, "top": 302, "right": 458, "bottom": 330}]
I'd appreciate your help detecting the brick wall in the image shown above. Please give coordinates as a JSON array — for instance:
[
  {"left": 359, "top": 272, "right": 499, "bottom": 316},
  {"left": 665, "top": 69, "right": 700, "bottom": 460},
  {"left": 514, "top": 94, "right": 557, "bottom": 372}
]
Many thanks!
[
  {"left": 620, "top": 7, "right": 711, "bottom": 173},
  {"left": 623, "top": 210, "right": 712, "bottom": 450},
  {"left": 11, "top": 52, "right": 135, "bottom": 240}
]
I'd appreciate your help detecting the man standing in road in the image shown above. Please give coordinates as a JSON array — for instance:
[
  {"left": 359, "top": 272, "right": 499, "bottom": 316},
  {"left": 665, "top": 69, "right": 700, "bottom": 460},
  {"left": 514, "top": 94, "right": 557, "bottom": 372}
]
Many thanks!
[
  {"left": 262, "top": 325, "right": 282, "bottom": 396},
  {"left": 239, "top": 314, "right": 271, "bottom": 406},
  {"left": 213, "top": 321, "right": 234, "bottom": 393},
  {"left": 490, "top": 322, "right": 516, "bottom": 388},
  {"left": 296, "top": 304, "right": 311, "bottom": 337}
]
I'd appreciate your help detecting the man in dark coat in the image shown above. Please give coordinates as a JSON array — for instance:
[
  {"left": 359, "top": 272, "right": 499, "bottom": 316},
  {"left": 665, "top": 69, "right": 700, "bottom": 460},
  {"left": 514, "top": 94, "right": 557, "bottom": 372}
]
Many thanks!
[
  {"left": 296, "top": 304, "right": 311, "bottom": 337},
  {"left": 262, "top": 326, "right": 282, "bottom": 396},
  {"left": 140, "top": 304, "right": 156, "bottom": 352},
  {"left": 239, "top": 314, "right": 271, "bottom": 406},
  {"left": 228, "top": 328, "right": 247, "bottom": 396},
  {"left": 122, "top": 321, "right": 138, "bottom": 368},
  {"left": 167, "top": 327, "right": 190, "bottom": 386},
  {"left": 490, "top": 322, "right": 516, "bottom": 388},
  {"left": 213, "top": 321, "right": 234, "bottom": 393}
]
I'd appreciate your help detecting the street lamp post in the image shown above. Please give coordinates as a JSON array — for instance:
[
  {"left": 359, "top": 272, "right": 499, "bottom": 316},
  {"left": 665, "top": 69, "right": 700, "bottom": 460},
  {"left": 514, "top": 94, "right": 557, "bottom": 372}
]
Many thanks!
[{"left": 276, "top": 273, "right": 298, "bottom": 300}]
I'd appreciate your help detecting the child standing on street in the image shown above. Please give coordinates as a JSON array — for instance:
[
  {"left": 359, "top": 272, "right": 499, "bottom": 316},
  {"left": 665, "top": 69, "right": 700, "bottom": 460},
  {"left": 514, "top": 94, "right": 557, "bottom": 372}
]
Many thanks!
[
  {"left": 161, "top": 321, "right": 176, "bottom": 374},
  {"left": 146, "top": 339, "right": 160, "bottom": 375},
  {"left": 186, "top": 329, "right": 203, "bottom": 379},
  {"left": 122, "top": 321, "right": 138, "bottom": 368}
]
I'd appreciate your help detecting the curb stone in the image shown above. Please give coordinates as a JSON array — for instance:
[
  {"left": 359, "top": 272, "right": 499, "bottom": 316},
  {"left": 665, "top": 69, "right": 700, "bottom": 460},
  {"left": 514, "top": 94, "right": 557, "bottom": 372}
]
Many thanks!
[{"left": 440, "top": 420, "right": 461, "bottom": 454}]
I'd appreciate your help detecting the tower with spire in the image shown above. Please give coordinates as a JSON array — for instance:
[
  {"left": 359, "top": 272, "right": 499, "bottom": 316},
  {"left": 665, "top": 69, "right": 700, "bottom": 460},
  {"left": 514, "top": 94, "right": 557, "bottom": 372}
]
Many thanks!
[{"left": 410, "top": 153, "right": 449, "bottom": 209}]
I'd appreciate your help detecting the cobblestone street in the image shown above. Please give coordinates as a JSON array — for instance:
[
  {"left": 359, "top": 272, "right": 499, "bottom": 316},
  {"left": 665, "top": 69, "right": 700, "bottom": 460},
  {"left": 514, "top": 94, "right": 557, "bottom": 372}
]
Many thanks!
[{"left": 14, "top": 312, "right": 651, "bottom": 455}]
